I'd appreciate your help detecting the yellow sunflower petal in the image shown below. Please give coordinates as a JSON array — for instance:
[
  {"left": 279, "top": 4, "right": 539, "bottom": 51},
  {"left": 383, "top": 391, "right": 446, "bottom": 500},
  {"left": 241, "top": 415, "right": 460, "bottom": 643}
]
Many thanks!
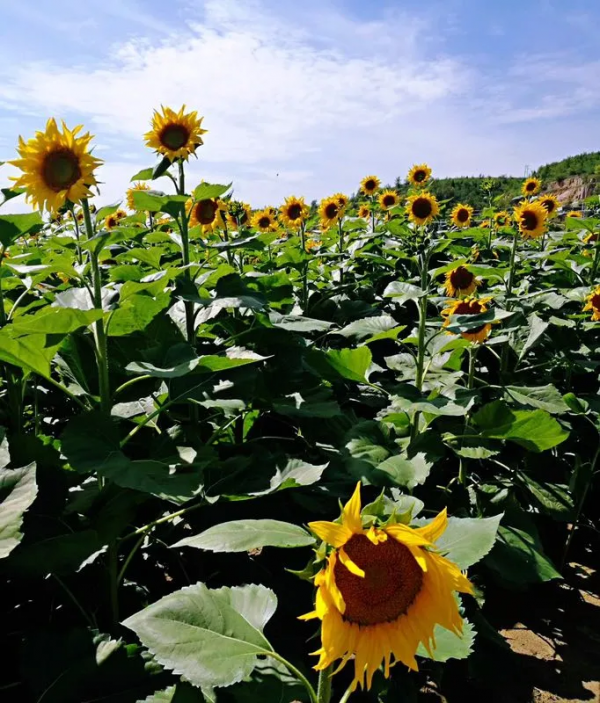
[
  {"left": 338, "top": 547, "right": 366, "bottom": 578},
  {"left": 413, "top": 508, "right": 448, "bottom": 542},
  {"left": 308, "top": 520, "right": 352, "bottom": 548},
  {"left": 384, "top": 523, "right": 433, "bottom": 547},
  {"left": 341, "top": 481, "right": 363, "bottom": 533}
]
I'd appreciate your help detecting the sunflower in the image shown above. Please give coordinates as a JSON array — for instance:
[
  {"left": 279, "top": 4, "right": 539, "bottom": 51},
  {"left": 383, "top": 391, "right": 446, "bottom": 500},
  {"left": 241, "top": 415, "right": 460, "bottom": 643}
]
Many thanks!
[
  {"left": 144, "top": 105, "right": 207, "bottom": 162},
  {"left": 10, "top": 118, "right": 102, "bottom": 214},
  {"left": 522, "top": 177, "right": 542, "bottom": 196},
  {"left": 280, "top": 195, "right": 309, "bottom": 229},
  {"left": 226, "top": 201, "right": 252, "bottom": 229},
  {"left": 494, "top": 211, "right": 512, "bottom": 228},
  {"left": 360, "top": 175, "right": 381, "bottom": 196},
  {"left": 104, "top": 213, "right": 119, "bottom": 230},
  {"left": 127, "top": 182, "right": 151, "bottom": 211},
  {"left": 358, "top": 205, "right": 371, "bottom": 220},
  {"left": 305, "top": 238, "right": 320, "bottom": 252},
  {"left": 450, "top": 203, "right": 473, "bottom": 228},
  {"left": 442, "top": 296, "right": 493, "bottom": 343},
  {"left": 406, "top": 192, "right": 440, "bottom": 226},
  {"left": 301, "top": 483, "right": 472, "bottom": 691},
  {"left": 407, "top": 164, "right": 432, "bottom": 188},
  {"left": 379, "top": 190, "right": 400, "bottom": 211},
  {"left": 252, "top": 208, "right": 278, "bottom": 233},
  {"left": 584, "top": 287, "right": 600, "bottom": 321},
  {"left": 319, "top": 196, "right": 341, "bottom": 230},
  {"left": 115, "top": 209, "right": 127, "bottom": 221},
  {"left": 539, "top": 194, "right": 560, "bottom": 218},
  {"left": 444, "top": 265, "right": 478, "bottom": 297},
  {"left": 334, "top": 193, "right": 349, "bottom": 212},
  {"left": 513, "top": 201, "right": 548, "bottom": 239},
  {"left": 188, "top": 198, "right": 224, "bottom": 233},
  {"left": 584, "top": 232, "right": 598, "bottom": 245},
  {"left": 567, "top": 210, "right": 582, "bottom": 218}
]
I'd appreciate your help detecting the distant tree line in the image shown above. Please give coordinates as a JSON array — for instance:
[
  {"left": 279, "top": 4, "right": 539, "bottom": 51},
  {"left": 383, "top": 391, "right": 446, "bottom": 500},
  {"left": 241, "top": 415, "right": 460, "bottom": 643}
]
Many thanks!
[{"left": 534, "top": 151, "right": 600, "bottom": 183}]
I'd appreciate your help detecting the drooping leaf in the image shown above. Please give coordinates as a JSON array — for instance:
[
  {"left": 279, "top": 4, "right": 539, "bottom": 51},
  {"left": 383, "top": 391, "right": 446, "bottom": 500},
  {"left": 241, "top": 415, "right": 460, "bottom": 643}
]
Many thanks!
[
  {"left": 10, "top": 307, "right": 103, "bottom": 336},
  {"left": 373, "top": 453, "right": 432, "bottom": 490},
  {"left": 485, "top": 525, "right": 561, "bottom": 583},
  {"left": 417, "top": 618, "right": 476, "bottom": 662},
  {"left": 122, "top": 583, "right": 276, "bottom": 689},
  {"left": 0, "top": 461, "right": 37, "bottom": 558}
]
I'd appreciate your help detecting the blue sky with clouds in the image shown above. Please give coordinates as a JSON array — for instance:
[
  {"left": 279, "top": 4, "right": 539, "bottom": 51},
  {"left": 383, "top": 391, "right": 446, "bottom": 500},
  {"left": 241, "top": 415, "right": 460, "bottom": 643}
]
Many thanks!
[{"left": 0, "top": 0, "right": 599, "bottom": 209}]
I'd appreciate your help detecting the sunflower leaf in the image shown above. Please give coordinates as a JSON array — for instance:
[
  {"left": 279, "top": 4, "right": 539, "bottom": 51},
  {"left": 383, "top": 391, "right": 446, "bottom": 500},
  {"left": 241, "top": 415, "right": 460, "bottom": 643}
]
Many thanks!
[
  {"left": 193, "top": 182, "right": 232, "bottom": 201},
  {"left": 417, "top": 618, "right": 476, "bottom": 662}
]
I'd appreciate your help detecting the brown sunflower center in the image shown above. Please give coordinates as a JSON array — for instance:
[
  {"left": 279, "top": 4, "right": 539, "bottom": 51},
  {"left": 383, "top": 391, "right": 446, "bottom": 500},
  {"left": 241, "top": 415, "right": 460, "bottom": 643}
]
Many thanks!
[
  {"left": 521, "top": 210, "right": 539, "bottom": 231},
  {"left": 525, "top": 181, "right": 536, "bottom": 192},
  {"left": 414, "top": 170, "right": 427, "bottom": 183},
  {"left": 324, "top": 202, "right": 339, "bottom": 219},
  {"left": 42, "top": 149, "right": 82, "bottom": 192},
  {"left": 287, "top": 203, "right": 302, "bottom": 220},
  {"left": 542, "top": 199, "right": 556, "bottom": 213},
  {"left": 496, "top": 215, "right": 507, "bottom": 225},
  {"left": 382, "top": 194, "right": 396, "bottom": 208},
  {"left": 592, "top": 294, "right": 600, "bottom": 310},
  {"left": 195, "top": 199, "right": 218, "bottom": 225},
  {"left": 106, "top": 216, "right": 118, "bottom": 228},
  {"left": 258, "top": 215, "right": 272, "bottom": 229},
  {"left": 453, "top": 300, "right": 482, "bottom": 316},
  {"left": 457, "top": 208, "right": 470, "bottom": 223},
  {"left": 365, "top": 179, "right": 376, "bottom": 191},
  {"left": 334, "top": 534, "right": 423, "bottom": 626},
  {"left": 159, "top": 123, "right": 190, "bottom": 151},
  {"left": 412, "top": 197, "right": 433, "bottom": 219},
  {"left": 450, "top": 266, "right": 474, "bottom": 290}
]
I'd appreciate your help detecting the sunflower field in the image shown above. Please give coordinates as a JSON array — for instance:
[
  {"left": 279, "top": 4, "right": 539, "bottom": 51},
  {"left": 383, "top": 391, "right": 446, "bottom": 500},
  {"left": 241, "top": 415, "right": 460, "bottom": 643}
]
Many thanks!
[{"left": 0, "top": 108, "right": 599, "bottom": 703}]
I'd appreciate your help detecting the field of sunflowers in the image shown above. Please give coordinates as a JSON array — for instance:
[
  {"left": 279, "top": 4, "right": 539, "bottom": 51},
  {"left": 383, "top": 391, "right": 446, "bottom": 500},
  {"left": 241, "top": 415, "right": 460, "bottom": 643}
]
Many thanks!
[{"left": 0, "top": 107, "right": 599, "bottom": 703}]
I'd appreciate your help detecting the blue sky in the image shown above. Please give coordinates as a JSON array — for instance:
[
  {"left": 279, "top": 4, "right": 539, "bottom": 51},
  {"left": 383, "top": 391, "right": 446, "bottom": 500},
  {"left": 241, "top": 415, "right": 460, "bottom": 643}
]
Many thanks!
[{"left": 1, "top": 0, "right": 599, "bottom": 209}]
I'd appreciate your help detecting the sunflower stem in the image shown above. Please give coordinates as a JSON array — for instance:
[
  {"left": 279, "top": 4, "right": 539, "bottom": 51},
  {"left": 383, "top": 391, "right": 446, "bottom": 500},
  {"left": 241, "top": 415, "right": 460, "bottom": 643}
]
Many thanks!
[
  {"left": 590, "top": 236, "right": 600, "bottom": 284},
  {"left": 265, "top": 652, "right": 318, "bottom": 703},
  {"left": 500, "top": 229, "right": 520, "bottom": 376},
  {"left": 300, "top": 223, "right": 309, "bottom": 309},
  {"left": 339, "top": 684, "right": 354, "bottom": 703},
  {"left": 317, "top": 664, "right": 333, "bottom": 703},
  {"left": 338, "top": 219, "right": 344, "bottom": 285},
  {"left": 459, "top": 345, "right": 478, "bottom": 486},
  {"left": 70, "top": 205, "right": 84, "bottom": 266},
  {"left": 177, "top": 161, "right": 195, "bottom": 345},
  {"left": 412, "top": 244, "right": 430, "bottom": 440}
]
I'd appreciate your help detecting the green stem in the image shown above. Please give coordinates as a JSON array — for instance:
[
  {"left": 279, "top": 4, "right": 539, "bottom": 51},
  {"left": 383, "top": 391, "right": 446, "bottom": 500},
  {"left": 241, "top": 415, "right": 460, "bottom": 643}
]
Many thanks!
[
  {"left": 459, "top": 345, "right": 478, "bottom": 486},
  {"left": 177, "top": 161, "right": 195, "bottom": 345},
  {"left": 53, "top": 574, "right": 96, "bottom": 628},
  {"left": 114, "top": 374, "right": 152, "bottom": 397},
  {"left": 338, "top": 219, "right": 344, "bottom": 286},
  {"left": 266, "top": 652, "right": 318, "bottom": 703},
  {"left": 70, "top": 206, "right": 84, "bottom": 266},
  {"left": 412, "top": 247, "right": 430, "bottom": 439},
  {"left": 590, "top": 238, "right": 600, "bottom": 284},
  {"left": 317, "top": 664, "right": 333, "bottom": 703},
  {"left": 500, "top": 230, "right": 520, "bottom": 376},
  {"left": 120, "top": 501, "right": 204, "bottom": 543},
  {"left": 300, "top": 223, "right": 309, "bottom": 309},
  {"left": 117, "top": 534, "right": 145, "bottom": 584},
  {"left": 81, "top": 199, "right": 111, "bottom": 413},
  {"left": 339, "top": 684, "right": 353, "bottom": 703}
]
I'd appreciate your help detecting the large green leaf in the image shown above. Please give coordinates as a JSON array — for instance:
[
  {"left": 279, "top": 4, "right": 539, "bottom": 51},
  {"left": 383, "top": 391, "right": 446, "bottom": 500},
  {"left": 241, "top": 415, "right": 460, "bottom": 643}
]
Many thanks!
[
  {"left": 382, "top": 281, "right": 424, "bottom": 304},
  {"left": 335, "top": 315, "right": 399, "bottom": 340},
  {"left": 323, "top": 346, "right": 372, "bottom": 382},
  {"left": 123, "top": 583, "right": 277, "bottom": 689},
  {"left": 417, "top": 618, "right": 476, "bottom": 662},
  {"left": 138, "top": 683, "right": 205, "bottom": 703},
  {"left": 472, "top": 401, "right": 568, "bottom": 452},
  {"left": 504, "top": 384, "right": 570, "bottom": 414},
  {"left": 0, "top": 460, "right": 37, "bottom": 558},
  {"left": 430, "top": 515, "right": 503, "bottom": 569},
  {"left": 10, "top": 307, "right": 103, "bottom": 335},
  {"left": 106, "top": 293, "right": 170, "bottom": 336},
  {"left": 485, "top": 525, "right": 561, "bottom": 583},
  {"left": 0, "top": 212, "right": 43, "bottom": 247},
  {"left": 0, "top": 329, "right": 59, "bottom": 378},
  {"left": 373, "top": 453, "right": 432, "bottom": 489},
  {"left": 193, "top": 183, "right": 232, "bottom": 201},
  {"left": 172, "top": 519, "right": 315, "bottom": 552}
]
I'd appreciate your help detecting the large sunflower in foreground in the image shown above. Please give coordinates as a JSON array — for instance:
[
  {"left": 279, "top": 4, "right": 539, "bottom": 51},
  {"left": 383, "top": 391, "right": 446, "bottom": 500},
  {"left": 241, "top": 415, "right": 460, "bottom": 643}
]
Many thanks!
[
  {"left": 360, "top": 175, "right": 381, "bottom": 196},
  {"left": 494, "top": 211, "right": 512, "bottom": 228},
  {"left": 10, "top": 118, "right": 102, "bottom": 213},
  {"left": 445, "top": 265, "right": 479, "bottom": 297},
  {"left": 379, "top": 189, "right": 400, "bottom": 211},
  {"left": 539, "top": 194, "right": 560, "bottom": 218},
  {"left": 584, "top": 287, "right": 600, "bottom": 321},
  {"left": 252, "top": 208, "right": 278, "bottom": 233},
  {"left": 406, "top": 192, "right": 440, "bottom": 226},
  {"left": 407, "top": 163, "right": 432, "bottom": 188},
  {"left": 188, "top": 198, "right": 224, "bottom": 233},
  {"left": 450, "top": 203, "right": 473, "bottom": 228},
  {"left": 522, "top": 177, "right": 542, "bottom": 196},
  {"left": 280, "top": 195, "right": 309, "bottom": 229},
  {"left": 301, "top": 483, "right": 472, "bottom": 691},
  {"left": 127, "top": 181, "right": 151, "bottom": 211},
  {"left": 319, "top": 196, "right": 341, "bottom": 230},
  {"left": 144, "top": 105, "right": 207, "bottom": 161},
  {"left": 513, "top": 201, "right": 548, "bottom": 239},
  {"left": 442, "top": 296, "right": 493, "bottom": 343}
]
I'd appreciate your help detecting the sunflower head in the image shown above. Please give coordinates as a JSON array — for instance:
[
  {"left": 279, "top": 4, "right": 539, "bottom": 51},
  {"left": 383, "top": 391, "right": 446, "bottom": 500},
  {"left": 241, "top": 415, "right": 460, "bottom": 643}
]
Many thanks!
[
  {"left": 127, "top": 182, "right": 151, "bottom": 211},
  {"left": 104, "top": 213, "right": 119, "bottom": 230},
  {"left": 144, "top": 105, "right": 207, "bottom": 162},
  {"left": 301, "top": 483, "right": 472, "bottom": 691},
  {"left": 378, "top": 189, "right": 400, "bottom": 211},
  {"left": 450, "top": 203, "right": 473, "bottom": 229},
  {"left": 494, "top": 211, "right": 512, "bottom": 228},
  {"left": 584, "top": 287, "right": 600, "bottom": 321},
  {"left": 407, "top": 163, "right": 432, "bottom": 188},
  {"left": 442, "top": 296, "right": 493, "bottom": 343},
  {"left": 406, "top": 192, "right": 440, "bottom": 226},
  {"left": 334, "top": 193, "right": 349, "bottom": 211},
  {"left": 305, "top": 238, "right": 320, "bottom": 253},
  {"left": 227, "top": 201, "right": 252, "bottom": 229},
  {"left": 115, "top": 209, "right": 127, "bottom": 221},
  {"left": 319, "top": 196, "right": 341, "bottom": 229},
  {"left": 360, "top": 175, "right": 381, "bottom": 196},
  {"left": 188, "top": 198, "right": 224, "bottom": 233},
  {"left": 358, "top": 205, "right": 371, "bottom": 220},
  {"left": 538, "top": 194, "right": 560, "bottom": 218},
  {"left": 280, "top": 195, "right": 309, "bottom": 229},
  {"left": 252, "top": 208, "right": 278, "bottom": 233},
  {"left": 10, "top": 118, "right": 102, "bottom": 214},
  {"left": 567, "top": 210, "right": 582, "bottom": 219},
  {"left": 513, "top": 201, "right": 548, "bottom": 239},
  {"left": 522, "top": 177, "right": 542, "bottom": 196},
  {"left": 444, "top": 265, "right": 478, "bottom": 297},
  {"left": 584, "top": 232, "right": 598, "bottom": 245}
]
